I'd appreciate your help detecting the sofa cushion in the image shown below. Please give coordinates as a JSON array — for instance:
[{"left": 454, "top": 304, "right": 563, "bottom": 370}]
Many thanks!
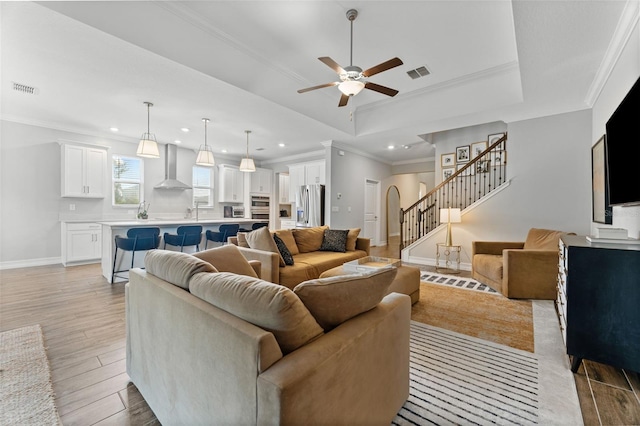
[
  {"left": 273, "top": 234, "right": 294, "bottom": 266},
  {"left": 346, "top": 228, "right": 361, "bottom": 251},
  {"left": 189, "top": 272, "right": 323, "bottom": 354},
  {"left": 275, "top": 229, "right": 299, "bottom": 255},
  {"left": 293, "top": 267, "right": 397, "bottom": 331},
  {"left": 193, "top": 244, "right": 258, "bottom": 278},
  {"left": 319, "top": 229, "right": 349, "bottom": 253},
  {"left": 145, "top": 250, "right": 216, "bottom": 290},
  {"left": 245, "top": 226, "right": 285, "bottom": 267},
  {"left": 523, "top": 228, "right": 566, "bottom": 250},
  {"left": 472, "top": 254, "right": 504, "bottom": 282},
  {"left": 293, "top": 226, "right": 328, "bottom": 253}
]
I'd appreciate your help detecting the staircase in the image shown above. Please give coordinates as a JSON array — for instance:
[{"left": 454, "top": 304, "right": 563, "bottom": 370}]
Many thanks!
[{"left": 400, "top": 133, "right": 508, "bottom": 250}]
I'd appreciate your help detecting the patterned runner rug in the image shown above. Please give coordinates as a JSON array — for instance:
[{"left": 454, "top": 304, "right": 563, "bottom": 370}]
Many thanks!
[
  {"left": 393, "top": 321, "right": 539, "bottom": 425},
  {"left": 420, "top": 272, "right": 498, "bottom": 294},
  {"left": 0, "top": 324, "right": 61, "bottom": 425}
]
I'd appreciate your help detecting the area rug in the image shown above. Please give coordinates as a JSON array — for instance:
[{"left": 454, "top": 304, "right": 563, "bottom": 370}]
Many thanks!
[
  {"left": 420, "top": 272, "right": 498, "bottom": 294},
  {"left": 0, "top": 324, "right": 62, "bottom": 425},
  {"left": 412, "top": 281, "right": 534, "bottom": 352},
  {"left": 394, "top": 321, "right": 540, "bottom": 425}
]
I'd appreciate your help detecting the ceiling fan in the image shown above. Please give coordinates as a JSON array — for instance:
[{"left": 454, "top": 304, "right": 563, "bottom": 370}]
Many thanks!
[{"left": 297, "top": 9, "right": 403, "bottom": 107}]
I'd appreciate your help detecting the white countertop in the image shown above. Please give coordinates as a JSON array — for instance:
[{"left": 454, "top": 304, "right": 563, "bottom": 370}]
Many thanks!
[{"left": 96, "top": 218, "right": 258, "bottom": 227}]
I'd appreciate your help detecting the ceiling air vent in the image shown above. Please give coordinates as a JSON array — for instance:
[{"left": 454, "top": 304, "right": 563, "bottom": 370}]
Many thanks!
[
  {"left": 12, "top": 82, "right": 38, "bottom": 95},
  {"left": 406, "top": 66, "right": 430, "bottom": 80}
]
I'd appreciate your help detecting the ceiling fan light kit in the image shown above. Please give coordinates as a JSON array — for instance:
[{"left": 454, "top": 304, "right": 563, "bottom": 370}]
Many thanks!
[
  {"left": 297, "top": 8, "right": 403, "bottom": 107},
  {"left": 137, "top": 101, "right": 160, "bottom": 158}
]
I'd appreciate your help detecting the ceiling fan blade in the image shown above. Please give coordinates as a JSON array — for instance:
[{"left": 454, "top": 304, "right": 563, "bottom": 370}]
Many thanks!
[
  {"left": 338, "top": 93, "right": 350, "bottom": 107},
  {"left": 318, "top": 57, "right": 346, "bottom": 75},
  {"left": 297, "top": 81, "right": 339, "bottom": 94},
  {"left": 364, "top": 82, "right": 399, "bottom": 97},
  {"left": 362, "top": 57, "right": 403, "bottom": 77}
]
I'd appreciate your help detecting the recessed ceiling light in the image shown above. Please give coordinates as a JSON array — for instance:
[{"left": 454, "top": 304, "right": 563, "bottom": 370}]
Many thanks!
[
  {"left": 109, "top": 127, "right": 118, "bottom": 132},
  {"left": 174, "top": 140, "right": 181, "bottom": 144},
  {"left": 279, "top": 143, "right": 285, "bottom": 147},
  {"left": 221, "top": 149, "right": 228, "bottom": 153},
  {"left": 388, "top": 145, "right": 395, "bottom": 150},
  {"left": 181, "top": 128, "right": 190, "bottom": 133}
]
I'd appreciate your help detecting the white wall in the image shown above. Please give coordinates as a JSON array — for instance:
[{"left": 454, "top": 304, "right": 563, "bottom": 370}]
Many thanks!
[
  {"left": 0, "top": 120, "right": 243, "bottom": 265},
  {"left": 404, "top": 109, "right": 593, "bottom": 268},
  {"left": 591, "top": 21, "right": 640, "bottom": 239}
]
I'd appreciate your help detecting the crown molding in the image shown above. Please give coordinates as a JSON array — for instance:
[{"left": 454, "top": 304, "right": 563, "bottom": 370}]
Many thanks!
[
  {"left": 259, "top": 149, "right": 326, "bottom": 166},
  {"left": 584, "top": 0, "right": 640, "bottom": 106}
]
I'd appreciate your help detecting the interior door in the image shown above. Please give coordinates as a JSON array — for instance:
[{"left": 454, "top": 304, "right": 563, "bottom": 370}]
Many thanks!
[{"left": 364, "top": 179, "right": 379, "bottom": 246}]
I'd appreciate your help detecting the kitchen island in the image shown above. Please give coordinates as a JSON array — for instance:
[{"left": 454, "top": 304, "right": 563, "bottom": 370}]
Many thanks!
[{"left": 99, "top": 218, "right": 260, "bottom": 283}]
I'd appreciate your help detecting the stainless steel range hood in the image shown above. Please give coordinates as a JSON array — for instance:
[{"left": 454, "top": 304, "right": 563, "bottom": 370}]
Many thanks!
[{"left": 154, "top": 144, "right": 192, "bottom": 190}]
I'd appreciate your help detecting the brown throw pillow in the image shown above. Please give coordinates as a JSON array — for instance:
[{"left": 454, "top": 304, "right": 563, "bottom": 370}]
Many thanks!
[
  {"left": 346, "top": 228, "right": 361, "bottom": 251},
  {"left": 245, "top": 226, "right": 285, "bottom": 267},
  {"left": 293, "top": 225, "right": 328, "bottom": 253},
  {"left": 236, "top": 232, "right": 250, "bottom": 248},
  {"left": 189, "top": 272, "right": 324, "bottom": 354},
  {"left": 144, "top": 250, "right": 216, "bottom": 290},
  {"left": 193, "top": 244, "right": 258, "bottom": 278},
  {"left": 275, "top": 229, "right": 299, "bottom": 255},
  {"left": 293, "top": 267, "right": 397, "bottom": 331}
]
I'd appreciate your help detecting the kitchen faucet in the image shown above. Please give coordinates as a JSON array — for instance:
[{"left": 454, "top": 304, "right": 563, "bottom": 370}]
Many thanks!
[{"left": 194, "top": 201, "right": 205, "bottom": 221}]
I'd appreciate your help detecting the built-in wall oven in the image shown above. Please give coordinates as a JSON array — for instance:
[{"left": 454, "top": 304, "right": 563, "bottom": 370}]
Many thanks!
[{"left": 250, "top": 195, "right": 270, "bottom": 220}]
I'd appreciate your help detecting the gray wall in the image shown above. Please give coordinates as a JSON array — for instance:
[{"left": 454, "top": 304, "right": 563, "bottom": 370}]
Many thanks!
[{"left": 405, "top": 109, "right": 593, "bottom": 267}]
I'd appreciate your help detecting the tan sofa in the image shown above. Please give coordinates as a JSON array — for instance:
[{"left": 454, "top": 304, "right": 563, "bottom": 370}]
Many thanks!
[
  {"left": 229, "top": 225, "right": 371, "bottom": 289},
  {"left": 471, "top": 227, "right": 572, "bottom": 299},
  {"left": 126, "top": 247, "right": 411, "bottom": 425}
]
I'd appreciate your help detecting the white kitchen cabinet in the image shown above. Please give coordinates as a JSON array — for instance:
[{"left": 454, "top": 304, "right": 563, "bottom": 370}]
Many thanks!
[
  {"left": 305, "top": 160, "right": 325, "bottom": 185},
  {"left": 288, "top": 160, "right": 326, "bottom": 202},
  {"left": 218, "top": 164, "right": 245, "bottom": 202},
  {"left": 61, "top": 143, "right": 108, "bottom": 198},
  {"left": 278, "top": 174, "right": 290, "bottom": 204},
  {"left": 250, "top": 168, "right": 272, "bottom": 195},
  {"left": 62, "top": 222, "right": 102, "bottom": 266}
]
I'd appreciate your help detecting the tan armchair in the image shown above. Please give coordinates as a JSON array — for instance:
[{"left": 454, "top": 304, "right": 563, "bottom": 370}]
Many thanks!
[{"left": 472, "top": 228, "right": 572, "bottom": 299}]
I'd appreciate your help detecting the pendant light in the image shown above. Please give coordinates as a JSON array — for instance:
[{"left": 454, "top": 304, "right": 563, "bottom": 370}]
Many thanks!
[
  {"left": 136, "top": 101, "right": 160, "bottom": 158},
  {"left": 195, "top": 118, "right": 215, "bottom": 167},
  {"left": 239, "top": 130, "right": 256, "bottom": 172}
]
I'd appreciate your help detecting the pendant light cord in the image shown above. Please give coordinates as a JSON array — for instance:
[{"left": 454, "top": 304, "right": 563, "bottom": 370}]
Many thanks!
[{"left": 245, "top": 130, "right": 251, "bottom": 158}]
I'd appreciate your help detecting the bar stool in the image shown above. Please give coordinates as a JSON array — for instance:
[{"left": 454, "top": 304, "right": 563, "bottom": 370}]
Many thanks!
[
  {"left": 163, "top": 225, "right": 203, "bottom": 252},
  {"left": 205, "top": 223, "right": 240, "bottom": 249},
  {"left": 112, "top": 227, "right": 161, "bottom": 283},
  {"left": 239, "top": 222, "right": 269, "bottom": 232}
]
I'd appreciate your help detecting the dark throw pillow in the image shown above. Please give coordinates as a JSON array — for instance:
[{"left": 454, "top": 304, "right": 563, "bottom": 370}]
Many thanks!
[
  {"left": 273, "top": 234, "right": 294, "bottom": 266},
  {"left": 319, "top": 229, "right": 349, "bottom": 253}
]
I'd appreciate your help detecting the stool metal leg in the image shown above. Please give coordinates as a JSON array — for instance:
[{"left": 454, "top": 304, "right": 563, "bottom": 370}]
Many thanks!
[{"left": 111, "top": 246, "right": 118, "bottom": 284}]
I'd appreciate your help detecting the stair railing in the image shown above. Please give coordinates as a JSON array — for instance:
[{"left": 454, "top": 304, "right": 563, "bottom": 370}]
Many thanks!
[{"left": 400, "top": 133, "right": 508, "bottom": 250}]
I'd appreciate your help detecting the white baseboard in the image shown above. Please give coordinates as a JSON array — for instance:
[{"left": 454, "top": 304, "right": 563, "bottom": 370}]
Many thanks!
[
  {"left": 403, "top": 255, "right": 472, "bottom": 272},
  {"left": 0, "top": 257, "right": 62, "bottom": 270}
]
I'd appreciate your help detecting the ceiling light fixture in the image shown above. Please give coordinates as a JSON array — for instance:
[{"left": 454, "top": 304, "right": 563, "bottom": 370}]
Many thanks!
[
  {"left": 338, "top": 80, "right": 365, "bottom": 96},
  {"left": 136, "top": 101, "right": 160, "bottom": 158},
  {"left": 239, "top": 130, "right": 256, "bottom": 173},
  {"left": 181, "top": 128, "right": 190, "bottom": 133},
  {"left": 195, "top": 118, "right": 215, "bottom": 167}
]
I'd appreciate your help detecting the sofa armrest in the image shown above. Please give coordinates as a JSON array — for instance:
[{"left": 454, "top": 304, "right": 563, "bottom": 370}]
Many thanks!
[
  {"left": 355, "top": 237, "right": 370, "bottom": 255},
  {"left": 236, "top": 246, "right": 280, "bottom": 284},
  {"left": 256, "top": 292, "right": 410, "bottom": 425},
  {"left": 248, "top": 260, "right": 261, "bottom": 278},
  {"left": 503, "top": 249, "right": 559, "bottom": 299},
  {"left": 472, "top": 241, "right": 524, "bottom": 256}
]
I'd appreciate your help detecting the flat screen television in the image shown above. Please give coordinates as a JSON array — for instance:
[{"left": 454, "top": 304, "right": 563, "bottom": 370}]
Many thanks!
[{"left": 605, "top": 74, "right": 640, "bottom": 206}]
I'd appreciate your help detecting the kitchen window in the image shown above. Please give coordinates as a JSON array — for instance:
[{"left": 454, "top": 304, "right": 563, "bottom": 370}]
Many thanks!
[
  {"left": 112, "top": 155, "right": 143, "bottom": 206},
  {"left": 193, "top": 166, "right": 214, "bottom": 207}
]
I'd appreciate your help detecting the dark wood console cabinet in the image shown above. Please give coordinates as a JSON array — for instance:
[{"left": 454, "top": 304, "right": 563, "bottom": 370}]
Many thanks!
[{"left": 557, "top": 235, "right": 640, "bottom": 373}]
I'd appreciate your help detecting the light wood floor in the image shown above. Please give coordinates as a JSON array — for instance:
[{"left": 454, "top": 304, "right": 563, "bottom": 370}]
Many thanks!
[
  {"left": 1, "top": 241, "right": 638, "bottom": 425},
  {"left": 373, "top": 237, "right": 640, "bottom": 426}
]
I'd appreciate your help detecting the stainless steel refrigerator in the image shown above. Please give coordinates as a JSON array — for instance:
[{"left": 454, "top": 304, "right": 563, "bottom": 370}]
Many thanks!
[{"left": 296, "top": 184, "right": 325, "bottom": 228}]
